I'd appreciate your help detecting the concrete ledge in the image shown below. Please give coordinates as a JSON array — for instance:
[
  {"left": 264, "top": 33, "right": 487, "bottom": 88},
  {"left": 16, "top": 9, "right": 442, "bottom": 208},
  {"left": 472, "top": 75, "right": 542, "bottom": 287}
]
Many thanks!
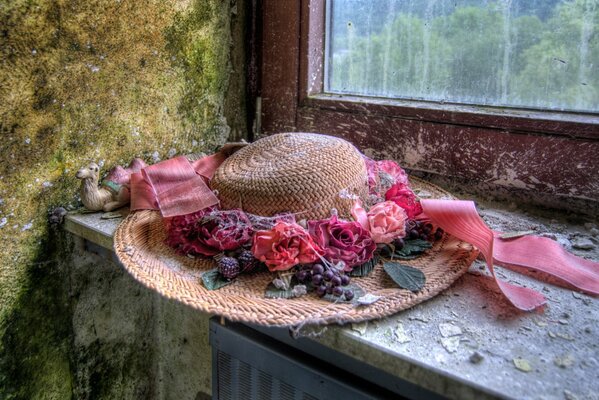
[{"left": 64, "top": 203, "right": 599, "bottom": 400}]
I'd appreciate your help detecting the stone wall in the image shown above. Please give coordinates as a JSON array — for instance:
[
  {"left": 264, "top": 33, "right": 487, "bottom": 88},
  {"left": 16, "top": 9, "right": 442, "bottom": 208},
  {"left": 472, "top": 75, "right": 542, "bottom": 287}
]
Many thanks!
[{"left": 0, "top": 0, "right": 246, "bottom": 397}]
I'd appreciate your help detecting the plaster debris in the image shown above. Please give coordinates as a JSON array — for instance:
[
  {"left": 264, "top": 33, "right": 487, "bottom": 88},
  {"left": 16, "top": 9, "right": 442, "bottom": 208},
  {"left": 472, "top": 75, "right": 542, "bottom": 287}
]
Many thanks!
[
  {"left": 554, "top": 354, "right": 575, "bottom": 369},
  {"left": 513, "top": 358, "right": 532, "bottom": 372},
  {"left": 167, "top": 148, "right": 177, "bottom": 158},
  {"left": 469, "top": 351, "right": 484, "bottom": 364},
  {"left": 21, "top": 221, "right": 33, "bottom": 231},
  {"left": 25, "top": 138, "right": 31, "bottom": 144},
  {"left": 571, "top": 237, "right": 594, "bottom": 250},
  {"left": 556, "top": 333, "right": 575, "bottom": 341},
  {"left": 408, "top": 316, "right": 430, "bottom": 323},
  {"left": 394, "top": 323, "right": 411, "bottom": 343},
  {"left": 152, "top": 151, "right": 161, "bottom": 163},
  {"left": 356, "top": 293, "right": 381, "bottom": 305},
  {"left": 441, "top": 336, "right": 460, "bottom": 353},
  {"left": 0, "top": 217, "right": 7, "bottom": 228},
  {"left": 439, "top": 322, "right": 463, "bottom": 337},
  {"left": 563, "top": 389, "right": 579, "bottom": 400},
  {"left": 42, "top": 181, "right": 53, "bottom": 188},
  {"left": 351, "top": 322, "right": 368, "bottom": 336}
]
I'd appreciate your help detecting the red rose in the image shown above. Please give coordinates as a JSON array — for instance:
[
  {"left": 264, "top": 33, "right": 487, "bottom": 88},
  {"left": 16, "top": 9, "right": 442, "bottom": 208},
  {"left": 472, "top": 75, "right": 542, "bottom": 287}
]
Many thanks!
[
  {"left": 385, "top": 183, "right": 423, "bottom": 219},
  {"left": 308, "top": 216, "right": 376, "bottom": 270},
  {"left": 251, "top": 221, "right": 322, "bottom": 272},
  {"left": 165, "top": 208, "right": 253, "bottom": 257}
]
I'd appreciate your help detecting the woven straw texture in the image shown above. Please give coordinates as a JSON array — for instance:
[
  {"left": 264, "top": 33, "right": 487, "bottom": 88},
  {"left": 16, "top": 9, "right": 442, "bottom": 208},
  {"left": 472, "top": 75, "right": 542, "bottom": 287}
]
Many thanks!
[
  {"left": 211, "top": 133, "right": 369, "bottom": 220},
  {"left": 114, "top": 178, "right": 478, "bottom": 327}
]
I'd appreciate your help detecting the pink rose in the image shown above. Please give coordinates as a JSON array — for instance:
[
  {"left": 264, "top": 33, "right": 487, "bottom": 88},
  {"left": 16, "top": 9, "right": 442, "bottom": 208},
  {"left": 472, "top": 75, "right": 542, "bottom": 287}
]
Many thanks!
[
  {"left": 366, "top": 201, "right": 408, "bottom": 244},
  {"left": 385, "top": 183, "right": 423, "bottom": 219},
  {"left": 308, "top": 216, "right": 376, "bottom": 270},
  {"left": 252, "top": 221, "right": 322, "bottom": 272},
  {"left": 377, "top": 160, "right": 409, "bottom": 186},
  {"left": 165, "top": 208, "right": 253, "bottom": 257},
  {"left": 363, "top": 156, "right": 409, "bottom": 195}
]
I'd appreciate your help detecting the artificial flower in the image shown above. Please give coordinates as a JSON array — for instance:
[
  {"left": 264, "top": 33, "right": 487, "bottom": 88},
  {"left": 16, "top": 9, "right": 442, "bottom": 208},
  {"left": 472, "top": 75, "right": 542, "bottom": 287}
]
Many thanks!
[
  {"left": 165, "top": 208, "right": 253, "bottom": 257},
  {"left": 385, "top": 183, "right": 423, "bottom": 219},
  {"left": 308, "top": 215, "right": 376, "bottom": 270},
  {"left": 251, "top": 221, "right": 322, "bottom": 272},
  {"left": 365, "top": 201, "right": 408, "bottom": 243}
]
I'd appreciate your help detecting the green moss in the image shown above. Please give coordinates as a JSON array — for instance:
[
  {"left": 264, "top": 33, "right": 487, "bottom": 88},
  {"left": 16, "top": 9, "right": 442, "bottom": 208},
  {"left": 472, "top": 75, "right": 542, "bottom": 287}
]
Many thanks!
[
  {"left": 0, "top": 0, "right": 243, "bottom": 397},
  {"left": 0, "top": 231, "right": 73, "bottom": 399}
]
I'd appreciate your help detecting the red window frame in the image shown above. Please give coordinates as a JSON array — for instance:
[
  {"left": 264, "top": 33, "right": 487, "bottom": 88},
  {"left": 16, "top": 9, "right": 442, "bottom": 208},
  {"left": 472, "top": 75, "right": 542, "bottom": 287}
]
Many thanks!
[{"left": 259, "top": 0, "right": 599, "bottom": 209}]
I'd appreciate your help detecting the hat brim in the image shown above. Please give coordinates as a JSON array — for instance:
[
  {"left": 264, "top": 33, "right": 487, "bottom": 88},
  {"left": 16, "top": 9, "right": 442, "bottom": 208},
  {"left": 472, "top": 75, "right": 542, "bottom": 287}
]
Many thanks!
[{"left": 114, "top": 177, "right": 478, "bottom": 327}]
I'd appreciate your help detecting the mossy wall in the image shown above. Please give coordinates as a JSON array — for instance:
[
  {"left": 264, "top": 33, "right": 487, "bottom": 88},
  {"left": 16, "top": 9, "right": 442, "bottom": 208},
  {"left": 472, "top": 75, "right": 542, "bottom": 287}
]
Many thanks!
[{"left": 0, "top": 0, "right": 246, "bottom": 397}]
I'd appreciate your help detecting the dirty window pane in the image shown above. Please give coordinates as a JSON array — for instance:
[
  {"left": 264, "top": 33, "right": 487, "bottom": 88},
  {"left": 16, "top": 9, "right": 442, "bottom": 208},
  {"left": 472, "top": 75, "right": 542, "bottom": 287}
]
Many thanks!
[{"left": 326, "top": 0, "right": 599, "bottom": 113}]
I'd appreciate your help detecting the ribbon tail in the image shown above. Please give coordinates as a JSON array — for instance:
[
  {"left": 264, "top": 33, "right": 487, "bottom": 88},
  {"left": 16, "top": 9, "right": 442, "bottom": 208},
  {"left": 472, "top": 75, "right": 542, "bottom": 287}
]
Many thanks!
[
  {"left": 493, "top": 234, "right": 599, "bottom": 296},
  {"left": 421, "top": 199, "right": 546, "bottom": 311}
]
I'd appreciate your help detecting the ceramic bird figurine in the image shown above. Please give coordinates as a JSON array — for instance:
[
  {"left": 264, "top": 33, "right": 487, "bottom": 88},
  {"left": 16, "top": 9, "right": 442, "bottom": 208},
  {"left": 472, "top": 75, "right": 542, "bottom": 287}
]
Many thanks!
[{"left": 75, "top": 158, "right": 147, "bottom": 212}]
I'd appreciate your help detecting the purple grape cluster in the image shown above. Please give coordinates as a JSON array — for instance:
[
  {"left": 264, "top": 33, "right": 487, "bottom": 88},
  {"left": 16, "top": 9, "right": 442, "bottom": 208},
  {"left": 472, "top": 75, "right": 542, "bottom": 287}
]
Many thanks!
[
  {"left": 295, "top": 263, "right": 354, "bottom": 301},
  {"left": 400, "top": 221, "right": 444, "bottom": 246}
]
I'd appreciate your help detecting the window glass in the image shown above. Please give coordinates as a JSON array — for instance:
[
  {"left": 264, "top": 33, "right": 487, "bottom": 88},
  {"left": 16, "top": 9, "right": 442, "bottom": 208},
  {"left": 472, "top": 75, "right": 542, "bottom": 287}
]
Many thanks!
[{"left": 327, "top": 0, "right": 598, "bottom": 113}]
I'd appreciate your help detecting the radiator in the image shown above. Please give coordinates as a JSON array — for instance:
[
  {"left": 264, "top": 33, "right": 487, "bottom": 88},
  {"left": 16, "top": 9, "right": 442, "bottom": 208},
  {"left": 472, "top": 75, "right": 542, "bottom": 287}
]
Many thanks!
[{"left": 209, "top": 319, "right": 442, "bottom": 400}]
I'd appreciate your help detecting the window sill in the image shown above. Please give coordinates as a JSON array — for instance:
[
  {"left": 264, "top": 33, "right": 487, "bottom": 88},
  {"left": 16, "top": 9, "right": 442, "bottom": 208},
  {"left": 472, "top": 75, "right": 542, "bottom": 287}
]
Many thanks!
[
  {"left": 302, "top": 94, "right": 599, "bottom": 139},
  {"left": 63, "top": 202, "right": 598, "bottom": 400}
]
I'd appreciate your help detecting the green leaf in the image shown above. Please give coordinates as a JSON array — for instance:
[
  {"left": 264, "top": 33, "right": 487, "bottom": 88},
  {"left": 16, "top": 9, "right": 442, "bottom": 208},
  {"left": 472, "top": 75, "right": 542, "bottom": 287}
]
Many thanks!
[
  {"left": 201, "top": 269, "right": 233, "bottom": 290},
  {"left": 350, "top": 255, "right": 380, "bottom": 277},
  {"left": 322, "top": 283, "right": 365, "bottom": 304},
  {"left": 383, "top": 262, "right": 426, "bottom": 292},
  {"left": 264, "top": 282, "right": 296, "bottom": 298},
  {"left": 395, "top": 239, "right": 432, "bottom": 258}
]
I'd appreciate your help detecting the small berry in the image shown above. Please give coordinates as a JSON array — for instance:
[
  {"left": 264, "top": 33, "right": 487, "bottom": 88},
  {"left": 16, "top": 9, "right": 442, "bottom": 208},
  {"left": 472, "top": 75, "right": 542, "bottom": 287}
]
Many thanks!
[
  {"left": 409, "top": 229, "right": 419, "bottom": 239},
  {"left": 238, "top": 250, "right": 258, "bottom": 273},
  {"left": 394, "top": 238, "right": 405, "bottom": 250},
  {"left": 419, "top": 233, "right": 428, "bottom": 241},
  {"left": 434, "top": 228, "right": 444, "bottom": 241},
  {"left": 312, "top": 264, "right": 324, "bottom": 275},
  {"left": 218, "top": 257, "right": 240, "bottom": 280},
  {"left": 326, "top": 284, "right": 333, "bottom": 294},
  {"left": 323, "top": 270, "right": 334, "bottom": 281},
  {"left": 331, "top": 276, "right": 342, "bottom": 287},
  {"left": 340, "top": 275, "right": 350, "bottom": 286},
  {"left": 332, "top": 286, "right": 344, "bottom": 296},
  {"left": 316, "top": 285, "right": 327, "bottom": 297},
  {"left": 295, "top": 270, "right": 308, "bottom": 282},
  {"left": 344, "top": 290, "right": 354, "bottom": 301},
  {"left": 312, "top": 274, "right": 323, "bottom": 286}
]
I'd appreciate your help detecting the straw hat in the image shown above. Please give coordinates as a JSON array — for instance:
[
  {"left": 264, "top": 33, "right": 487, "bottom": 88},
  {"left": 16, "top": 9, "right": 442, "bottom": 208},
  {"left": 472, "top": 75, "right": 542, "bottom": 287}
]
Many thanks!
[{"left": 114, "top": 133, "right": 477, "bottom": 327}]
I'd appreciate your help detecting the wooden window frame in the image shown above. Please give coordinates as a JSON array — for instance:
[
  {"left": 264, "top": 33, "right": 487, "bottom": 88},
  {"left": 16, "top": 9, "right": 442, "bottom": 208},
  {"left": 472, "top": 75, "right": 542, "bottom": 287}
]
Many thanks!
[{"left": 259, "top": 0, "right": 599, "bottom": 208}]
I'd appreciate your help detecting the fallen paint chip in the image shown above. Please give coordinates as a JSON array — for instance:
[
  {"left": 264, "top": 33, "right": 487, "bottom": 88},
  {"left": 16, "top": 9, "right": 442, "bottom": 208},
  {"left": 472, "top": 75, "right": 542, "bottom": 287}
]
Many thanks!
[
  {"left": 554, "top": 354, "right": 575, "bottom": 369},
  {"left": 394, "top": 323, "right": 411, "bottom": 344},
  {"left": 441, "top": 336, "right": 460, "bottom": 353},
  {"left": 439, "top": 322, "right": 463, "bottom": 338},
  {"left": 513, "top": 358, "right": 532, "bottom": 372},
  {"left": 351, "top": 322, "right": 368, "bottom": 336}
]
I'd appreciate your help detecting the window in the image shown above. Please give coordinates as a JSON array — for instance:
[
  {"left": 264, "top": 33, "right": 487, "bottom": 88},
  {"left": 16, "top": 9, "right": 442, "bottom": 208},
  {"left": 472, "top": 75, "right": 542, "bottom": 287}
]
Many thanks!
[
  {"left": 259, "top": 0, "right": 599, "bottom": 209},
  {"left": 327, "top": 0, "right": 598, "bottom": 113}
]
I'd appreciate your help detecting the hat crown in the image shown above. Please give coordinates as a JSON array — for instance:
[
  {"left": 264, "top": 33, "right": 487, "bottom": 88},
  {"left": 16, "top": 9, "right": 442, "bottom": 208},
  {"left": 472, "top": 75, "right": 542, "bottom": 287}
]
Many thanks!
[{"left": 211, "top": 133, "right": 368, "bottom": 220}]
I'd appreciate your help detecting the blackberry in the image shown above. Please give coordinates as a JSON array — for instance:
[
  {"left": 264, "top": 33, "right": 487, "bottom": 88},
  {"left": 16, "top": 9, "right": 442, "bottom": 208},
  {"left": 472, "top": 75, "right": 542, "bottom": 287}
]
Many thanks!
[
  {"left": 218, "top": 257, "right": 240, "bottom": 280},
  {"left": 238, "top": 250, "right": 258, "bottom": 273}
]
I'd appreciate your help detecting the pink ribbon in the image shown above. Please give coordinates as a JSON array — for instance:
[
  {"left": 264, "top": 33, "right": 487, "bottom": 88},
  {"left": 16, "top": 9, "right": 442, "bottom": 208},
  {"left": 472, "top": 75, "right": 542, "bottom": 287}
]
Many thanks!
[
  {"left": 130, "top": 152, "right": 227, "bottom": 217},
  {"left": 421, "top": 199, "right": 599, "bottom": 311}
]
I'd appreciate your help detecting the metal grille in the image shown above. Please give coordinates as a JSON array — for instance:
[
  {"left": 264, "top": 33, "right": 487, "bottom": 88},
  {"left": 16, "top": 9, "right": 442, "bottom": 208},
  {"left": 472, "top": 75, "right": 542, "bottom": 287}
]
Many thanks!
[{"left": 210, "top": 321, "right": 403, "bottom": 400}]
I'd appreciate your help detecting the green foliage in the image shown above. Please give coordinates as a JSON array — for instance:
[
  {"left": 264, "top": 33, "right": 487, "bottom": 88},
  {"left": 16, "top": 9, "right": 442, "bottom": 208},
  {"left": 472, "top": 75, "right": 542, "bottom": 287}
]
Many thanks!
[{"left": 329, "top": 0, "right": 598, "bottom": 112}]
